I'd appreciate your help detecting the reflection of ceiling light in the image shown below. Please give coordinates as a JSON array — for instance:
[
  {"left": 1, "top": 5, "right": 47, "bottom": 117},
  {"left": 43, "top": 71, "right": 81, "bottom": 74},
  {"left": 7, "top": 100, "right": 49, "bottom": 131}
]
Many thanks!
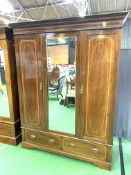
[
  {"left": 79, "top": 11, "right": 86, "bottom": 17},
  {"left": 58, "top": 38, "right": 65, "bottom": 43},
  {"left": 98, "top": 35, "right": 105, "bottom": 39},
  {"left": 0, "top": 0, "right": 13, "bottom": 13},
  {"left": 46, "top": 33, "right": 55, "bottom": 37},
  {"left": 0, "top": 17, "right": 10, "bottom": 25},
  {"left": 4, "top": 19, "right": 10, "bottom": 25},
  {"left": 102, "top": 22, "right": 106, "bottom": 27},
  {"left": 64, "top": 0, "right": 73, "bottom": 3}
]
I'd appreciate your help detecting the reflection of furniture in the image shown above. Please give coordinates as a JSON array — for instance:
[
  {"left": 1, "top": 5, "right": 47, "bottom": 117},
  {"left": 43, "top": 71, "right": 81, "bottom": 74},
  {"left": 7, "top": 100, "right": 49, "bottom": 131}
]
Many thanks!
[
  {"left": 0, "top": 67, "right": 5, "bottom": 84},
  {"left": 0, "top": 76, "right": 3, "bottom": 94},
  {"left": 13, "top": 12, "right": 128, "bottom": 170},
  {"left": 64, "top": 76, "right": 75, "bottom": 107},
  {"left": 48, "top": 67, "right": 60, "bottom": 86},
  {"left": 64, "top": 89, "right": 75, "bottom": 107},
  {"left": 48, "top": 76, "right": 66, "bottom": 100},
  {"left": 0, "top": 27, "right": 21, "bottom": 145}
]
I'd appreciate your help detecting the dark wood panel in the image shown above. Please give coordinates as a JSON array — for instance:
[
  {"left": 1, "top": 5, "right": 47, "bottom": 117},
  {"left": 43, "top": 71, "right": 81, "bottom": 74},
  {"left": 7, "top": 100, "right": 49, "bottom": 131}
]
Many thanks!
[
  {"left": 0, "top": 122, "right": 14, "bottom": 136},
  {"left": 11, "top": 12, "right": 128, "bottom": 35},
  {"left": 24, "top": 129, "right": 60, "bottom": 149},
  {"left": 0, "top": 135, "right": 21, "bottom": 145},
  {"left": 86, "top": 33, "right": 115, "bottom": 140},
  {"left": 82, "top": 30, "right": 122, "bottom": 144},
  {"left": 63, "top": 138, "right": 111, "bottom": 161},
  {"left": 16, "top": 35, "right": 42, "bottom": 127},
  {"left": 0, "top": 121, "right": 21, "bottom": 145}
]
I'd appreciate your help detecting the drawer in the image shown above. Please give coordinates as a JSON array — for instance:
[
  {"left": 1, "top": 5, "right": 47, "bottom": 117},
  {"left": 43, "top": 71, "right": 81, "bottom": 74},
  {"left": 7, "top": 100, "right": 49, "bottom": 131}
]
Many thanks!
[
  {"left": 63, "top": 138, "right": 108, "bottom": 160},
  {"left": 0, "top": 122, "right": 14, "bottom": 137},
  {"left": 24, "top": 129, "right": 60, "bottom": 150}
]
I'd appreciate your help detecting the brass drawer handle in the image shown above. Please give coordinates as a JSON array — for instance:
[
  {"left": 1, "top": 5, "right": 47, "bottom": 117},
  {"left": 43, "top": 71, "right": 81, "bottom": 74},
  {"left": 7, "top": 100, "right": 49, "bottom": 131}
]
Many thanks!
[
  {"left": 48, "top": 138, "right": 55, "bottom": 144},
  {"left": 91, "top": 147, "right": 98, "bottom": 152},
  {"left": 68, "top": 143, "right": 76, "bottom": 148},
  {"left": 30, "top": 135, "right": 36, "bottom": 139}
]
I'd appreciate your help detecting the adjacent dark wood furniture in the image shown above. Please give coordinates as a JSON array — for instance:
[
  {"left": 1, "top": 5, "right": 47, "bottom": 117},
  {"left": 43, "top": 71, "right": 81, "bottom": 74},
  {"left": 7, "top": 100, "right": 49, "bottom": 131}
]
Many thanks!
[
  {"left": 0, "top": 27, "right": 21, "bottom": 145},
  {"left": 11, "top": 12, "right": 128, "bottom": 170}
]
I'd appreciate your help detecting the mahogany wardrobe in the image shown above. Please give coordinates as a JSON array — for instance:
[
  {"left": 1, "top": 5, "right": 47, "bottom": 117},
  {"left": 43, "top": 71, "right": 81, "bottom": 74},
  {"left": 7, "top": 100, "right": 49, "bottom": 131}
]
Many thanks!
[
  {"left": 11, "top": 12, "right": 128, "bottom": 170},
  {"left": 0, "top": 27, "right": 21, "bottom": 145}
]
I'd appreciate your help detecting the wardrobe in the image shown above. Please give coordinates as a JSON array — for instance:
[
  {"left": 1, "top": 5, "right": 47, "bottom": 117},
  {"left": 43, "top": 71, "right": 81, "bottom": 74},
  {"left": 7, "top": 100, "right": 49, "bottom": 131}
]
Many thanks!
[
  {"left": 0, "top": 27, "right": 21, "bottom": 145},
  {"left": 11, "top": 12, "right": 128, "bottom": 170}
]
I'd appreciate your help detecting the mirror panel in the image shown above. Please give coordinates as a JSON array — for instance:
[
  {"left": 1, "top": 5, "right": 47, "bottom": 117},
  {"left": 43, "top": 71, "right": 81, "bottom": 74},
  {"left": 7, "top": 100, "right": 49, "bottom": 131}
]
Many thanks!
[
  {"left": 0, "top": 48, "right": 10, "bottom": 118},
  {"left": 47, "top": 35, "right": 77, "bottom": 134}
]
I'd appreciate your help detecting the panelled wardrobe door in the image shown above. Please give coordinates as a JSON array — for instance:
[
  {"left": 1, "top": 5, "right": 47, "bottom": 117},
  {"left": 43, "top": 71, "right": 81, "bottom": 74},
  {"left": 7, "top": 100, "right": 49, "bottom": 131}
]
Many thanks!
[
  {"left": 0, "top": 27, "right": 21, "bottom": 145},
  {"left": 15, "top": 35, "right": 44, "bottom": 130},
  {"left": 81, "top": 30, "right": 122, "bottom": 145}
]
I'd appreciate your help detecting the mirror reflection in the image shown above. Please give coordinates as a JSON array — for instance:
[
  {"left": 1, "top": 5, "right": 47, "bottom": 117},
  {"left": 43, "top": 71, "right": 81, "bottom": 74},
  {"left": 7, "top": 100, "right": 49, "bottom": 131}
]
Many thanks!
[
  {"left": 0, "top": 48, "right": 10, "bottom": 118},
  {"left": 47, "top": 36, "right": 76, "bottom": 134}
]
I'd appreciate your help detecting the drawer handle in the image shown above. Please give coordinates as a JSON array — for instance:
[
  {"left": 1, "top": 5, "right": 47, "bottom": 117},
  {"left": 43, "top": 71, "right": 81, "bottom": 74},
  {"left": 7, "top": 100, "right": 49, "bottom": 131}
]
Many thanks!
[
  {"left": 30, "top": 135, "right": 36, "bottom": 139},
  {"left": 91, "top": 147, "right": 98, "bottom": 152},
  {"left": 68, "top": 143, "right": 76, "bottom": 148},
  {"left": 48, "top": 138, "right": 55, "bottom": 144}
]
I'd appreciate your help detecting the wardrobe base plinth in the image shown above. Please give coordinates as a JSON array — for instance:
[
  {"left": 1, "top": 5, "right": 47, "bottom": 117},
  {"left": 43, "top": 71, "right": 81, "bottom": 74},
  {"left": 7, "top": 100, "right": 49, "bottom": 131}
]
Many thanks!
[
  {"left": 0, "top": 134, "right": 22, "bottom": 146},
  {"left": 22, "top": 141, "right": 111, "bottom": 171}
]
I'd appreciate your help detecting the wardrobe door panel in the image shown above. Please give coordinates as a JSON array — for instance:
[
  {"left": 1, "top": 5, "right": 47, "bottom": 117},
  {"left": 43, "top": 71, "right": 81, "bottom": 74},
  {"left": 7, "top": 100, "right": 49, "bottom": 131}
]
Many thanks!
[
  {"left": 82, "top": 30, "right": 121, "bottom": 143},
  {"left": 17, "top": 35, "right": 42, "bottom": 127}
]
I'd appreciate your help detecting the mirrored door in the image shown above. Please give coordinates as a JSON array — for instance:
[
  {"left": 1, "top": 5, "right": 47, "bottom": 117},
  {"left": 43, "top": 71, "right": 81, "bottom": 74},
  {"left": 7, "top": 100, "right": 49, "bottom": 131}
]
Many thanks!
[
  {"left": 0, "top": 48, "right": 10, "bottom": 118},
  {"left": 46, "top": 34, "right": 77, "bottom": 135}
]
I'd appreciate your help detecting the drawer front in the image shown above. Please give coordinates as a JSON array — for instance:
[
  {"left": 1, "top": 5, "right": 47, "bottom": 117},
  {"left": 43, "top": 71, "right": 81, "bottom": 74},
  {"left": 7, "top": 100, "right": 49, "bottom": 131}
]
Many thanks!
[
  {"left": 24, "top": 129, "right": 60, "bottom": 149},
  {"left": 0, "top": 122, "right": 14, "bottom": 137},
  {"left": 63, "top": 138, "right": 107, "bottom": 160}
]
